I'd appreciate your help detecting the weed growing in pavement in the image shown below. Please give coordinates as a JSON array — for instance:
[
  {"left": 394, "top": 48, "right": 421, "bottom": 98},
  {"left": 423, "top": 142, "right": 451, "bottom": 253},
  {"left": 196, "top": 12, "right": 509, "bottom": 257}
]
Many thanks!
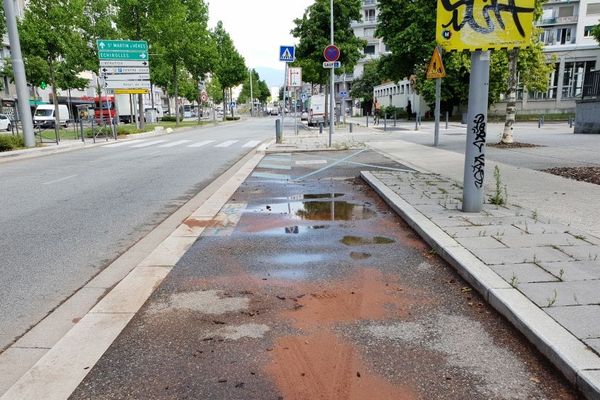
[
  {"left": 558, "top": 268, "right": 565, "bottom": 281},
  {"left": 573, "top": 234, "right": 587, "bottom": 241},
  {"left": 488, "top": 166, "right": 507, "bottom": 206},
  {"left": 546, "top": 290, "right": 558, "bottom": 307},
  {"left": 509, "top": 274, "right": 519, "bottom": 288},
  {"left": 531, "top": 209, "right": 539, "bottom": 221},
  {"left": 573, "top": 294, "right": 580, "bottom": 305}
]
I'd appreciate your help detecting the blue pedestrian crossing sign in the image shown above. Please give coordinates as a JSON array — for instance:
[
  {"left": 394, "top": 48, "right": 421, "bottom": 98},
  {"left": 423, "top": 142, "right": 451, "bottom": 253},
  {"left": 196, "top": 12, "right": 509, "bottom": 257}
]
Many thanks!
[{"left": 279, "top": 46, "right": 295, "bottom": 62}]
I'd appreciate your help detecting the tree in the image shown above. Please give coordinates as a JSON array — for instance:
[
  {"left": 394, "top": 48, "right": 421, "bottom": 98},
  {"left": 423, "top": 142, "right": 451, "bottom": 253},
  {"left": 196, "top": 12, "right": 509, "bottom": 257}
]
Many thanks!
[
  {"left": 238, "top": 69, "right": 261, "bottom": 104},
  {"left": 19, "top": 0, "right": 89, "bottom": 135},
  {"left": 206, "top": 75, "right": 223, "bottom": 105},
  {"left": 592, "top": 24, "right": 600, "bottom": 43},
  {"left": 212, "top": 21, "right": 246, "bottom": 119},
  {"left": 291, "top": 0, "right": 366, "bottom": 120},
  {"left": 350, "top": 61, "right": 382, "bottom": 112}
]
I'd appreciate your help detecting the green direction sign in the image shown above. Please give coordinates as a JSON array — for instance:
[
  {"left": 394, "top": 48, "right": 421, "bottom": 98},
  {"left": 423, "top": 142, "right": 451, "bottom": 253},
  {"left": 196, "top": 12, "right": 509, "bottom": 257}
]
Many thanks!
[
  {"left": 96, "top": 40, "right": 148, "bottom": 52},
  {"left": 98, "top": 50, "right": 148, "bottom": 61}
]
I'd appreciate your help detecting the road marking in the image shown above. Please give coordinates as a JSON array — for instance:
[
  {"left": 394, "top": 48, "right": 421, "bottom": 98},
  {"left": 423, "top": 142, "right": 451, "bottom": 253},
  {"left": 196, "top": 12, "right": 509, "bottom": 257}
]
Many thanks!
[
  {"left": 103, "top": 140, "right": 145, "bottom": 148},
  {"left": 215, "top": 140, "right": 239, "bottom": 148},
  {"left": 188, "top": 140, "right": 215, "bottom": 148},
  {"left": 130, "top": 140, "right": 167, "bottom": 148},
  {"left": 294, "top": 149, "right": 367, "bottom": 181},
  {"left": 42, "top": 175, "right": 78, "bottom": 185},
  {"left": 243, "top": 140, "right": 261, "bottom": 148},
  {"left": 158, "top": 140, "right": 192, "bottom": 148},
  {"left": 295, "top": 160, "right": 328, "bottom": 165},
  {"left": 251, "top": 172, "right": 290, "bottom": 181},
  {"left": 258, "top": 163, "right": 292, "bottom": 170}
]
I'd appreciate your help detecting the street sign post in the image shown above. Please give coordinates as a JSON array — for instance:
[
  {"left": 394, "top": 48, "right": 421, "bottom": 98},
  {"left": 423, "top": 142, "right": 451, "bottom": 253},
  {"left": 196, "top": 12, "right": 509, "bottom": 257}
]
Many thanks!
[
  {"left": 323, "top": 45, "right": 340, "bottom": 62},
  {"left": 426, "top": 47, "right": 446, "bottom": 147},
  {"left": 279, "top": 46, "right": 295, "bottom": 62},
  {"left": 339, "top": 91, "right": 348, "bottom": 98},
  {"left": 100, "top": 66, "right": 150, "bottom": 74},
  {"left": 115, "top": 89, "right": 149, "bottom": 95},
  {"left": 322, "top": 61, "right": 341, "bottom": 69},
  {"left": 279, "top": 45, "right": 296, "bottom": 138},
  {"left": 435, "top": 0, "right": 534, "bottom": 212},
  {"left": 288, "top": 67, "right": 302, "bottom": 87}
]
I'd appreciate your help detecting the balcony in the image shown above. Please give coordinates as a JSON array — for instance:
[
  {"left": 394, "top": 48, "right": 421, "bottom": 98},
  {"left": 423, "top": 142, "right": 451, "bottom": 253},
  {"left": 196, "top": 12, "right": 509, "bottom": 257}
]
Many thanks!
[
  {"left": 538, "top": 15, "right": 578, "bottom": 25},
  {"left": 363, "top": 0, "right": 377, "bottom": 6}
]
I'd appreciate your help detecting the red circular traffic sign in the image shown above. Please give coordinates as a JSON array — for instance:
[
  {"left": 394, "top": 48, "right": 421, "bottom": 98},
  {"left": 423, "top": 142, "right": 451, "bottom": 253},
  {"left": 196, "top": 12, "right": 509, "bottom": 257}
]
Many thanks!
[{"left": 323, "top": 45, "right": 340, "bottom": 62}]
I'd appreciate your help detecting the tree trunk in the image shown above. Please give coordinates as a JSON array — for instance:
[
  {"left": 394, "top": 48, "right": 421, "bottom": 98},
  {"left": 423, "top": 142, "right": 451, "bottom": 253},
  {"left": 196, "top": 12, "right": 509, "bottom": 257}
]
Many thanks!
[
  {"left": 138, "top": 93, "right": 145, "bottom": 129},
  {"left": 501, "top": 48, "right": 519, "bottom": 144},
  {"left": 230, "top": 88, "right": 234, "bottom": 118},
  {"left": 49, "top": 62, "right": 60, "bottom": 139},
  {"left": 173, "top": 64, "right": 179, "bottom": 127},
  {"left": 223, "top": 88, "right": 227, "bottom": 121}
]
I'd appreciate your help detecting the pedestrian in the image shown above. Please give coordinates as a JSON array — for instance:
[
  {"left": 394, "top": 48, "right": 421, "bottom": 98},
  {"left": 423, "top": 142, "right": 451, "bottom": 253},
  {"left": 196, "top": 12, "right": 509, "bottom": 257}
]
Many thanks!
[
  {"left": 373, "top": 98, "right": 381, "bottom": 125},
  {"left": 406, "top": 100, "right": 412, "bottom": 121}
]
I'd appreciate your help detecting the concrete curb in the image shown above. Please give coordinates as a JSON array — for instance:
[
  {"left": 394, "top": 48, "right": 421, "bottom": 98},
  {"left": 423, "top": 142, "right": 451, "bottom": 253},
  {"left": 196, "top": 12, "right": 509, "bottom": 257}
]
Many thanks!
[
  {"left": 361, "top": 170, "right": 600, "bottom": 400},
  {"left": 0, "top": 141, "right": 268, "bottom": 400}
]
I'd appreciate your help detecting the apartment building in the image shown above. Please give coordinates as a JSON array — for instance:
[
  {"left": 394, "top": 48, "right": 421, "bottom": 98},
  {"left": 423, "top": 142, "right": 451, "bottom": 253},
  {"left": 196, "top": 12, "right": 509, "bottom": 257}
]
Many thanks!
[{"left": 493, "top": 0, "right": 600, "bottom": 115}]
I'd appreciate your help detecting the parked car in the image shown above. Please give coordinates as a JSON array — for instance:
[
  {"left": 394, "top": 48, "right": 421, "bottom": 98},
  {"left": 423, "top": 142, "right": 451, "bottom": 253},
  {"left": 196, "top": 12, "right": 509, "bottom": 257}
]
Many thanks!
[
  {"left": 0, "top": 114, "right": 11, "bottom": 131},
  {"left": 270, "top": 107, "right": 279, "bottom": 116},
  {"left": 301, "top": 111, "right": 309, "bottom": 121}
]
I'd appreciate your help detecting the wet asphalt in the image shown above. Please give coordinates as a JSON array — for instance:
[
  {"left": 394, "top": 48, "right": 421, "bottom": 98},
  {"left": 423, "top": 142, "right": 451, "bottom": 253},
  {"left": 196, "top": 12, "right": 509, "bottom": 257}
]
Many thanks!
[{"left": 70, "top": 150, "right": 578, "bottom": 400}]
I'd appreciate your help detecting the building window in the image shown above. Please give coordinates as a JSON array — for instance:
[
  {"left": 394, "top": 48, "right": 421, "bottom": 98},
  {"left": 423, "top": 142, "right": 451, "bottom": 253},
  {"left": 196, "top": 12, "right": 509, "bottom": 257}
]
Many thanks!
[
  {"left": 587, "top": 2, "right": 600, "bottom": 14},
  {"left": 364, "top": 9, "right": 376, "bottom": 22},
  {"left": 558, "top": 5, "right": 574, "bottom": 17},
  {"left": 562, "top": 61, "right": 596, "bottom": 98},
  {"left": 584, "top": 25, "right": 595, "bottom": 37},
  {"left": 556, "top": 27, "right": 573, "bottom": 44},
  {"left": 532, "top": 63, "right": 559, "bottom": 99},
  {"left": 364, "top": 45, "right": 376, "bottom": 55}
]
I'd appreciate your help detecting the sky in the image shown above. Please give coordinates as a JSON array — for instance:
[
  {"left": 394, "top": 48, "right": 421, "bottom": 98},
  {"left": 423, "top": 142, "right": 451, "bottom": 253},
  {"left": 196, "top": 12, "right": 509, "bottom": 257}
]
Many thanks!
[{"left": 208, "top": 0, "right": 314, "bottom": 73}]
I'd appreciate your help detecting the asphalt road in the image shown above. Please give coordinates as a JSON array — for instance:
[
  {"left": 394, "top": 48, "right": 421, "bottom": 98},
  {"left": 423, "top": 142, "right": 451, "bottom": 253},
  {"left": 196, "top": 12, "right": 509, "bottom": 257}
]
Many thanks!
[{"left": 0, "top": 118, "right": 274, "bottom": 350}]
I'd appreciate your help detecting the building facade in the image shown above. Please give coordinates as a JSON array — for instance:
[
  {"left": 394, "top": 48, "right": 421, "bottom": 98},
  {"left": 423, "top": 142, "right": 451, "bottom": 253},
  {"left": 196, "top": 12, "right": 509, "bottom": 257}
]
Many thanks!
[{"left": 492, "top": 0, "right": 600, "bottom": 115}]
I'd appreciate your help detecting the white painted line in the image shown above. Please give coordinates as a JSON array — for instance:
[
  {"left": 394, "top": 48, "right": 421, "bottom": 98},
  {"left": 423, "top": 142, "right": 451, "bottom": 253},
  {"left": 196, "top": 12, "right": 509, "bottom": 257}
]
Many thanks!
[
  {"left": 130, "top": 140, "right": 167, "bottom": 148},
  {"left": 243, "top": 140, "right": 261, "bottom": 148},
  {"left": 42, "top": 175, "right": 78, "bottom": 185},
  {"left": 157, "top": 140, "right": 192, "bottom": 148},
  {"left": 295, "top": 160, "right": 327, "bottom": 166},
  {"left": 188, "top": 140, "right": 215, "bottom": 148},
  {"left": 215, "top": 140, "right": 239, "bottom": 148},
  {"left": 103, "top": 140, "right": 145, "bottom": 148}
]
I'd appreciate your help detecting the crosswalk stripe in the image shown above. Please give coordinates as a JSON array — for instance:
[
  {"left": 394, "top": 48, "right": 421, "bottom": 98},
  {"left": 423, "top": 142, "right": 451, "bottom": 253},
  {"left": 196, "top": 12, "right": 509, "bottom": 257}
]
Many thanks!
[
  {"left": 103, "top": 140, "right": 145, "bottom": 148},
  {"left": 188, "top": 140, "right": 215, "bottom": 148},
  {"left": 130, "top": 140, "right": 167, "bottom": 148},
  {"left": 215, "top": 140, "right": 239, "bottom": 148},
  {"left": 158, "top": 140, "right": 192, "bottom": 148},
  {"left": 243, "top": 140, "right": 261, "bottom": 148}
]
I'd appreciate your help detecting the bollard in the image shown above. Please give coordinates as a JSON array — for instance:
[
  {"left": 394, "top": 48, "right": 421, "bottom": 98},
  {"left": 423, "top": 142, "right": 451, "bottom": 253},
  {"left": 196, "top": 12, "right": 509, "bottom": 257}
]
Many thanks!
[
  {"left": 445, "top": 111, "right": 449, "bottom": 130},
  {"left": 384, "top": 114, "right": 387, "bottom": 131},
  {"left": 569, "top": 117, "right": 573, "bottom": 128},
  {"left": 366, "top": 114, "right": 369, "bottom": 127},
  {"left": 319, "top": 122, "right": 323, "bottom": 134},
  {"left": 394, "top": 112, "right": 397, "bottom": 127},
  {"left": 538, "top": 117, "right": 541, "bottom": 129},
  {"left": 542, "top": 115, "right": 545, "bottom": 126},
  {"left": 275, "top": 119, "right": 282, "bottom": 143},
  {"left": 415, "top": 115, "right": 418, "bottom": 131},
  {"left": 349, "top": 122, "right": 353, "bottom": 133}
]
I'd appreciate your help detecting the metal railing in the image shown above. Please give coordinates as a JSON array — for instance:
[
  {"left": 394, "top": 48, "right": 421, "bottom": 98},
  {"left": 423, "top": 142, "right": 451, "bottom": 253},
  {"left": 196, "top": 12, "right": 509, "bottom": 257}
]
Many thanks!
[{"left": 583, "top": 71, "right": 600, "bottom": 99}]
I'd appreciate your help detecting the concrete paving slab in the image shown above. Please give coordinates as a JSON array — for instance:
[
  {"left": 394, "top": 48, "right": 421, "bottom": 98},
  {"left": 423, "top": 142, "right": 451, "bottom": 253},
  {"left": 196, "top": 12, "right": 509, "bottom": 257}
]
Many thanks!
[
  {"left": 0, "top": 313, "right": 134, "bottom": 400},
  {"left": 90, "top": 266, "right": 171, "bottom": 314},
  {"left": 578, "top": 370, "right": 600, "bottom": 400},
  {"left": 465, "top": 216, "right": 538, "bottom": 227},
  {"left": 171, "top": 217, "right": 208, "bottom": 237},
  {"left": 498, "top": 233, "right": 589, "bottom": 248},
  {"left": 138, "top": 235, "right": 197, "bottom": 267},
  {"left": 558, "top": 246, "right": 600, "bottom": 262},
  {"left": 0, "top": 348, "right": 48, "bottom": 394},
  {"left": 586, "top": 339, "right": 600, "bottom": 355},
  {"left": 444, "top": 225, "right": 525, "bottom": 238},
  {"left": 519, "top": 281, "right": 600, "bottom": 307},
  {"left": 13, "top": 287, "right": 107, "bottom": 349},
  {"left": 428, "top": 216, "right": 473, "bottom": 228},
  {"left": 547, "top": 306, "right": 600, "bottom": 339},
  {"left": 512, "top": 222, "right": 571, "bottom": 235},
  {"left": 84, "top": 250, "right": 149, "bottom": 289},
  {"left": 455, "top": 236, "right": 507, "bottom": 249},
  {"left": 470, "top": 247, "right": 573, "bottom": 265},
  {"left": 539, "top": 261, "right": 600, "bottom": 282},
  {"left": 490, "top": 263, "right": 560, "bottom": 284}
]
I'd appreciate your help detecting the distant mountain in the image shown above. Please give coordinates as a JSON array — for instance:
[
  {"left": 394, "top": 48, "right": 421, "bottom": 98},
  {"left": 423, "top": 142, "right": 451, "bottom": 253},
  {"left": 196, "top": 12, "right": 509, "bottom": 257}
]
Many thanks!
[{"left": 255, "top": 67, "right": 285, "bottom": 89}]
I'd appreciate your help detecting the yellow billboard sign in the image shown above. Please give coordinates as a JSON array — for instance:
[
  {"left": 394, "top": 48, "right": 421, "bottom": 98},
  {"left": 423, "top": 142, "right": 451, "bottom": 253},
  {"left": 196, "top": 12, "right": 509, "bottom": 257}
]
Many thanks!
[
  {"left": 436, "top": 0, "right": 535, "bottom": 52},
  {"left": 114, "top": 88, "right": 149, "bottom": 95}
]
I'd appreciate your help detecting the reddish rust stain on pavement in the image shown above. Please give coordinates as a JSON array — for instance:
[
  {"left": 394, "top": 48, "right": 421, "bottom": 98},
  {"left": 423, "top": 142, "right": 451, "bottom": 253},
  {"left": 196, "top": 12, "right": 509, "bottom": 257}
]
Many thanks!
[
  {"left": 183, "top": 218, "right": 217, "bottom": 228},
  {"left": 267, "top": 332, "right": 419, "bottom": 400}
]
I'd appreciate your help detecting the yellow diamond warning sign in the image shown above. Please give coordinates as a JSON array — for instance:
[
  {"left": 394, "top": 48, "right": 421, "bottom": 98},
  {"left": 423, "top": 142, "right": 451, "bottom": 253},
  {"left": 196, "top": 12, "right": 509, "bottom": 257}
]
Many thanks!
[{"left": 426, "top": 47, "right": 446, "bottom": 79}]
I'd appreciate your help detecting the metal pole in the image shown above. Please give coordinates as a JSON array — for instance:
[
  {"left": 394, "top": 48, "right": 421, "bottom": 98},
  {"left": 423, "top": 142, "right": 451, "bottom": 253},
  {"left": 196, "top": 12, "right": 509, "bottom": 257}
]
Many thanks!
[
  {"left": 249, "top": 68, "right": 254, "bottom": 117},
  {"left": 462, "top": 51, "right": 490, "bottom": 213},
  {"left": 282, "top": 62, "right": 288, "bottom": 136},
  {"left": 434, "top": 77, "right": 441, "bottom": 146},
  {"left": 328, "top": 0, "right": 334, "bottom": 148},
  {"left": 343, "top": 71, "right": 347, "bottom": 125},
  {"left": 294, "top": 89, "right": 298, "bottom": 135},
  {"left": 445, "top": 111, "right": 449, "bottom": 129},
  {"left": 4, "top": 0, "right": 34, "bottom": 147}
]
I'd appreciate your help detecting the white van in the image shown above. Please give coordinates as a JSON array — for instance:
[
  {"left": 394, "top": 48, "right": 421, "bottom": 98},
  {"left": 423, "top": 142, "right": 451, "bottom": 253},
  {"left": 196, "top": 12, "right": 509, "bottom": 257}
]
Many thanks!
[
  {"left": 33, "top": 104, "right": 69, "bottom": 128},
  {"left": 308, "top": 94, "right": 328, "bottom": 126}
]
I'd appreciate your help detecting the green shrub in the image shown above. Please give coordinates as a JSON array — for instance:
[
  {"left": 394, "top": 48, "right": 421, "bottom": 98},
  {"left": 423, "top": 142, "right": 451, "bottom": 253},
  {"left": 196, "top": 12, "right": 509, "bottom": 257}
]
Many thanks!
[
  {"left": 0, "top": 134, "right": 25, "bottom": 152},
  {"left": 381, "top": 106, "right": 407, "bottom": 119},
  {"left": 160, "top": 116, "right": 177, "bottom": 122},
  {"left": 226, "top": 116, "right": 240, "bottom": 121}
]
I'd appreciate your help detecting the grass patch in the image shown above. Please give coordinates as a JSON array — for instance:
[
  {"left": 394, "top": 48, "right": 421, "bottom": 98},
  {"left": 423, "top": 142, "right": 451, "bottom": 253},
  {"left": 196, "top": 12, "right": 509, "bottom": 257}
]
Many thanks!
[{"left": 0, "top": 134, "right": 25, "bottom": 152}]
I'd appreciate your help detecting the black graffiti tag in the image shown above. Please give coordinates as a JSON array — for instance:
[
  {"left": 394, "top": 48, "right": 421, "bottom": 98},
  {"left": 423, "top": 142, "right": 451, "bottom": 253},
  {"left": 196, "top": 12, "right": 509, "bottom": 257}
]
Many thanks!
[
  {"left": 472, "top": 154, "right": 485, "bottom": 188},
  {"left": 472, "top": 113, "right": 486, "bottom": 151},
  {"left": 441, "top": 0, "right": 534, "bottom": 37}
]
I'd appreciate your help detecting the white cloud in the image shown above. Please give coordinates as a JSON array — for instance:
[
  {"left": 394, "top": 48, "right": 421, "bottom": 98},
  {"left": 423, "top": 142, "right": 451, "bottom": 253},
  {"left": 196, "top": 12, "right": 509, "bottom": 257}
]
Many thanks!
[{"left": 208, "top": 0, "right": 314, "bottom": 72}]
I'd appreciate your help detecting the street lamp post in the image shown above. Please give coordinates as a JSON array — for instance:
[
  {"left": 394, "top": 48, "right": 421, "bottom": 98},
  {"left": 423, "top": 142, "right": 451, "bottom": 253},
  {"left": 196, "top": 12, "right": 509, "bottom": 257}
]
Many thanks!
[
  {"left": 3, "top": 0, "right": 35, "bottom": 147},
  {"left": 329, "top": 0, "right": 334, "bottom": 147},
  {"left": 249, "top": 69, "right": 254, "bottom": 117}
]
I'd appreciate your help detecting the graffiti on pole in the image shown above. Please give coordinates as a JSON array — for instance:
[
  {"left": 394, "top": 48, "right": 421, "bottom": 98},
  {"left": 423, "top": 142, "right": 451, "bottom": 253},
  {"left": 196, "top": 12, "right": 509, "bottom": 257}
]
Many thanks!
[
  {"left": 471, "top": 113, "right": 487, "bottom": 188},
  {"left": 437, "top": 0, "right": 535, "bottom": 51}
]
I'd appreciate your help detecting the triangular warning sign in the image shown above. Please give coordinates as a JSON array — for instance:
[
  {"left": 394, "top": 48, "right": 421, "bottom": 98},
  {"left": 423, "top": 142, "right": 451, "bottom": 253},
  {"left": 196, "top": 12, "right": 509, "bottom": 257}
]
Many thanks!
[
  {"left": 426, "top": 47, "right": 446, "bottom": 79},
  {"left": 282, "top": 48, "right": 292, "bottom": 60}
]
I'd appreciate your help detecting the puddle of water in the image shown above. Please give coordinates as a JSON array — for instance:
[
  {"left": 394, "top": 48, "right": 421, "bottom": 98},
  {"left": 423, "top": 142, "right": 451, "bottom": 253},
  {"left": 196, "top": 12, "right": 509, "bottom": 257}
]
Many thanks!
[
  {"left": 252, "top": 225, "right": 331, "bottom": 236},
  {"left": 273, "top": 253, "right": 326, "bottom": 265},
  {"left": 341, "top": 236, "right": 396, "bottom": 246},
  {"left": 249, "top": 200, "right": 375, "bottom": 221}
]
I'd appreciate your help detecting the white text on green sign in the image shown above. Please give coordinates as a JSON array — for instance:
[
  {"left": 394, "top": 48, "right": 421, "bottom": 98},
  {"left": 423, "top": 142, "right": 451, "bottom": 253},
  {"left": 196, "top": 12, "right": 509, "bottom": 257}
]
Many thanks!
[
  {"left": 99, "top": 50, "right": 148, "bottom": 61},
  {"left": 97, "top": 40, "right": 148, "bottom": 52}
]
